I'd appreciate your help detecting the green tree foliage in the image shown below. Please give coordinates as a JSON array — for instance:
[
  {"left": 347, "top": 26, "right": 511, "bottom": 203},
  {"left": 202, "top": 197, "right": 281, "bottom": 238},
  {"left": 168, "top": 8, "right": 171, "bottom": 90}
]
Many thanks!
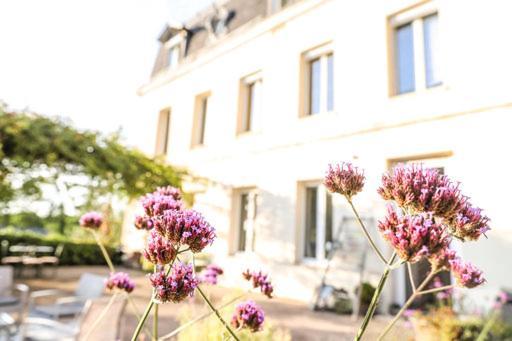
[{"left": 0, "top": 104, "right": 184, "bottom": 236}]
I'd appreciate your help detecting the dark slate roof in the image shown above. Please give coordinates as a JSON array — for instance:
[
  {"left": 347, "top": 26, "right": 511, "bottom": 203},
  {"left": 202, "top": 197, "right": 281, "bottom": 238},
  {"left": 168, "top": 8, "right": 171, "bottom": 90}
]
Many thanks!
[{"left": 151, "top": 0, "right": 268, "bottom": 77}]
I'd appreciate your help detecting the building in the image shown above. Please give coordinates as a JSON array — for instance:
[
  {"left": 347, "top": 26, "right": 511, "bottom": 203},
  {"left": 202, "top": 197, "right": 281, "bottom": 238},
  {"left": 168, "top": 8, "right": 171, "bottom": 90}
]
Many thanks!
[{"left": 135, "top": 0, "right": 512, "bottom": 311}]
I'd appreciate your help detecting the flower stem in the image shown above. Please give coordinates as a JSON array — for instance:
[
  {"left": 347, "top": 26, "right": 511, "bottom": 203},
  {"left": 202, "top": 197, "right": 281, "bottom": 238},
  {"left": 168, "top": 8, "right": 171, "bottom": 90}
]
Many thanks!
[
  {"left": 407, "top": 263, "right": 416, "bottom": 291},
  {"left": 476, "top": 310, "right": 499, "bottom": 341},
  {"left": 417, "top": 284, "right": 454, "bottom": 295},
  {"left": 378, "top": 268, "right": 438, "bottom": 340},
  {"left": 153, "top": 265, "right": 158, "bottom": 341},
  {"left": 354, "top": 252, "right": 397, "bottom": 341},
  {"left": 347, "top": 198, "right": 387, "bottom": 264},
  {"left": 158, "top": 293, "right": 246, "bottom": 340},
  {"left": 127, "top": 296, "right": 153, "bottom": 339},
  {"left": 84, "top": 292, "right": 118, "bottom": 340},
  {"left": 92, "top": 230, "right": 115, "bottom": 273},
  {"left": 131, "top": 250, "right": 178, "bottom": 341},
  {"left": 196, "top": 285, "right": 240, "bottom": 341}
]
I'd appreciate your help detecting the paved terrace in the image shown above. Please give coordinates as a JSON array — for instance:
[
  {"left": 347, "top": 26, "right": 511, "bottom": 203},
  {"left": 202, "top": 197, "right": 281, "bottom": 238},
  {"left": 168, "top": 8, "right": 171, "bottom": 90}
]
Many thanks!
[{"left": 16, "top": 266, "right": 412, "bottom": 340}]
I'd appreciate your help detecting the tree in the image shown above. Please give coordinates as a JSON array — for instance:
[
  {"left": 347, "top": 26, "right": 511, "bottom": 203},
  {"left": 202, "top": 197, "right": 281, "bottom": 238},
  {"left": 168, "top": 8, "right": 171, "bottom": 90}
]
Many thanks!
[{"left": 0, "top": 104, "right": 184, "bottom": 236}]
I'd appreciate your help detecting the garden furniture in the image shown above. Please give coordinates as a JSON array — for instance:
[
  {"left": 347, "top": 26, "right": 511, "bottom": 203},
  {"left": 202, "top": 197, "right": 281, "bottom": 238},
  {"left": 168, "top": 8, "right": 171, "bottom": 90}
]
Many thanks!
[{"left": 29, "top": 273, "right": 105, "bottom": 319}]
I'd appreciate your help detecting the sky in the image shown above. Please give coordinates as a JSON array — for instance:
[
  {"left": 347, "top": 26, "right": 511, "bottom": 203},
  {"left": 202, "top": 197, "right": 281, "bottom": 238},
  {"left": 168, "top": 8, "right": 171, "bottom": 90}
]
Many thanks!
[{"left": 0, "top": 0, "right": 214, "bottom": 154}]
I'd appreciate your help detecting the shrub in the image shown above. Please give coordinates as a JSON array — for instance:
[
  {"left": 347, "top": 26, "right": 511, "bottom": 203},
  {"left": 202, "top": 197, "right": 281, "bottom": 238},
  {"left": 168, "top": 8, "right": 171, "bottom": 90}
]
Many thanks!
[{"left": 0, "top": 227, "right": 121, "bottom": 265}]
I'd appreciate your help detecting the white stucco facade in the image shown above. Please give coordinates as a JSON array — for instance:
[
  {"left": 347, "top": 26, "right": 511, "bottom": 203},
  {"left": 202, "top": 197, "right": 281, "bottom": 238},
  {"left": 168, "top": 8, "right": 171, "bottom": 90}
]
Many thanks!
[{"left": 134, "top": 0, "right": 512, "bottom": 311}]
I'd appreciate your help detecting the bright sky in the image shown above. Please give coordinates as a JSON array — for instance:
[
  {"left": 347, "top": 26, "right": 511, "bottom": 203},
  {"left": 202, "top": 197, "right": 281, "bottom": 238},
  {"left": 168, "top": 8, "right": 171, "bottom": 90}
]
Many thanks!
[{"left": 0, "top": 0, "right": 213, "bottom": 154}]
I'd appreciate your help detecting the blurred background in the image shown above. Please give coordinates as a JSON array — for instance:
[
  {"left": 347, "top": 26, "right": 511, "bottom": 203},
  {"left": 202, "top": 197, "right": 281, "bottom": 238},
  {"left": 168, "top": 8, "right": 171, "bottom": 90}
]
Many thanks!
[{"left": 1, "top": 0, "right": 512, "bottom": 340}]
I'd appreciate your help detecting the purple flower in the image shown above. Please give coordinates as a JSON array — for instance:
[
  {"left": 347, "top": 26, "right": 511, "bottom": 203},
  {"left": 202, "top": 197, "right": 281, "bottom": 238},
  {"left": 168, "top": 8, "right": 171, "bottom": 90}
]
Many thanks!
[
  {"left": 378, "top": 206, "right": 450, "bottom": 263},
  {"left": 143, "top": 230, "right": 177, "bottom": 265},
  {"left": 429, "top": 247, "right": 457, "bottom": 270},
  {"left": 494, "top": 291, "right": 510, "bottom": 309},
  {"left": 149, "top": 262, "right": 198, "bottom": 303},
  {"left": 447, "top": 203, "right": 490, "bottom": 241},
  {"left": 153, "top": 186, "right": 182, "bottom": 201},
  {"left": 324, "top": 162, "right": 365, "bottom": 199},
  {"left": 79, "top": 211, "right": 103, "bottom": 229},
  {"left": 134, "top": 215, "right": 153, "bottom": 230},
  {"left": 243, "top": 270, "right": 274, "bottom": 299},
  {"left": 430, "top": 276, "right": 452, "bottom": 300},
  {"left": 141, "top": 193, "right": 182, "bottom": 218},
  {"left": 378, "top": 164, "right": 467, "bottom": 220},
  {"left": 231, "top": 300, "right": 265, "bottom": 332},
  {"left": 449, "top": 258, "right": 485, "bottom": 288},
  {"left": 199, "top": 264, "right": 224, "bottom": 285},
  {"left": 105, "top": 272, "right": 135, "bottom": 293},
  {"left": 153, "top": 209, "right": 216, "bottom": 253}
]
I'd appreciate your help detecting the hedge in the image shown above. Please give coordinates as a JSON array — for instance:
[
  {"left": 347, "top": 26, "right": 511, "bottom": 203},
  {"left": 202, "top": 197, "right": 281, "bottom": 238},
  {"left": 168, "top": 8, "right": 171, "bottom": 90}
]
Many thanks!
[{"left": 0, "top": 228, "right": 122, "bottom": 266}]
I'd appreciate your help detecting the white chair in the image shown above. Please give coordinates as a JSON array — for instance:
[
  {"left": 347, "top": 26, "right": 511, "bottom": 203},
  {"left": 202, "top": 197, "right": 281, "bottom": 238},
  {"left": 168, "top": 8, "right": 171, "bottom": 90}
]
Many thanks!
[
  {"left": 29, "top": 273, "right": 105, "bottom": 319},
  {"left": 0, "top": 266, "right": 30, "bottom": 320}
]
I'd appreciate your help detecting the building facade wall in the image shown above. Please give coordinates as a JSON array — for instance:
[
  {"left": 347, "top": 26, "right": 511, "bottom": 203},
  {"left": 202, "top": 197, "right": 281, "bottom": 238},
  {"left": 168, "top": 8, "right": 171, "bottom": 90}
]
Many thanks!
[{"left": 136, "top": 0, "right": 512, "bottom": 307}]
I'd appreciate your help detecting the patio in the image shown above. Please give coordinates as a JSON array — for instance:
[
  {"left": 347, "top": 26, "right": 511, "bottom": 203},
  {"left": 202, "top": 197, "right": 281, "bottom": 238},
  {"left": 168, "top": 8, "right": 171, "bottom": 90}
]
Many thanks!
[{"left": 14, "top": 266, "right": 412, "bottom": 340}]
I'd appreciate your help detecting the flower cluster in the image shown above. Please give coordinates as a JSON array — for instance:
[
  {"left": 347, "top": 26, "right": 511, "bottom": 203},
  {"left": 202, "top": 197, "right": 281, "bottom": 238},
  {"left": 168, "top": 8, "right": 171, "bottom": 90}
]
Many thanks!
[
  {"left": 149, "top": 262, "right": 198, "bottom": 303},
  {"left": 154, "top": 186, "right": 182, "bottom": 201},
  {"left": 449, "top": 258, "right": 485, "bottom": 288},
  {"left": 105, "top": 272, "right": 135, "bottom": 293},
  {"left": 324, "top": 162, "right": 365, "bottom": 199},
  {"left": 134, "top": 215, "right": 153, "bottom": 230},
  {"left": 141, "top": 193, "right": 183, "bottom": 218},
  {"left": 243, "top": 270, "right": 274, "bottom": 298},
  {"left": 79, "top": 211, "right": 103, "bottom": 229},
  {"left": 231, "top": 300, "right": 265, "bottom": 332},
  {"left": 378, "top": 206, "right": 450, "bottom": 263},
  {"left": 448, "top": 204, "right": 490, "bottom": 241},
  {"left": 428, "top": 247, "right": 457, "bottom": 270},
  {"left": 378, "top": 164, "right": 490, "bottom": 242},
  {"left": 153, "top": 209, "right": 216, "bottom": 253},
  {"left": 143, "top": 230, "right": 177, "bottom": 265},
  {"left": 199, "top": 264, "right": 223, "bottom": 285}
]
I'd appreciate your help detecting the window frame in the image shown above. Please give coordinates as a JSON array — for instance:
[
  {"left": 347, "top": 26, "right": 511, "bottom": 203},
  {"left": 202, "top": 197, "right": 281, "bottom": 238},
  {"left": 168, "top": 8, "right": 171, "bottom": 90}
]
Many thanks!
[
  {"left": 298, "top": 181, "right": 333, "bottom": 263},
  {"left": 164, "top": 33, "right": 184, "bottom": 69},
  {"left": 389, "top": 2, "right": 442, "bottom": 96},
  {"left": 232, "top": 188, "right": 258, "bottom": 254},
  {"left": 191, "top": 92, "right": 210, "bottom": 148},
  {"left": 155, "top": 108, "right": 171, "bottom": 156},
  {"left": 301, "top": 43, "right": 334, "bottom": 117},
  {"left": 237, "top": 72, "right": 263, "bottom": 134}
]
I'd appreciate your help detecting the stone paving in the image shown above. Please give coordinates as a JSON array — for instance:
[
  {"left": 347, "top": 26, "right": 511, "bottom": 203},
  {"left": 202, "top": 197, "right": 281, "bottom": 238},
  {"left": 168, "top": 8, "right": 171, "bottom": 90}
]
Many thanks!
[{"left": 16, "top": 266, "right": 412, "bottom": 340}]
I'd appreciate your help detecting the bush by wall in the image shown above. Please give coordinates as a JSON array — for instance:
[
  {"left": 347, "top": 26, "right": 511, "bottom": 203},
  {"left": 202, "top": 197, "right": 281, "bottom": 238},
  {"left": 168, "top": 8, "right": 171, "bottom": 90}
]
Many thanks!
[{"left": 0, "top": 228, "right": 121, "bottom": 266}]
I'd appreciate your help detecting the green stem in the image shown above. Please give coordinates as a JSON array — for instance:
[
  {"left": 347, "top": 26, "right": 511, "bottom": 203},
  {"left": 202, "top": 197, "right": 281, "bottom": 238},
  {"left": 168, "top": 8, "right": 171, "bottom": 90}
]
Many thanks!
[
  {"left": 84, "top": 293, "right": 118, "bottom": 340},
  {"left": 131, "top": 249, "right": 178, "bottom": 341},
  {"left": 153, "top": 265, "right": 158, "bottom": 341},
  {"left": 476, "top": 310, "right": 499, "bottom": 341},
  {"left": 347, "top": 198, "right": 387, "bottom": 264},
  {"left": 92, "top": 230, "right": 115, "bottom": 273},
  {"left": 158, "top": 293, "right": 246, "bottom": 340},
  {"left": 378, "top": 268, "right": 438, "bottom": 340},
  {"left": 354, "top": 252, "right": 397, "bottom": 341},
  {"left": 417, "top": 285, "right": 454, "bottom": 296},
  {"left": 196, "top": 285, "right": 240, "bottom": 341},
  {"left": 127, "top": 296, "right": 153, "bottom": 339}
]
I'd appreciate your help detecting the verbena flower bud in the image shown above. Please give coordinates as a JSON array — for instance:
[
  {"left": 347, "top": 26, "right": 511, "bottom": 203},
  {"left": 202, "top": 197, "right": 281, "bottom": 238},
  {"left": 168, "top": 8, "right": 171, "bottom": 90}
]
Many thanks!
[
  {"left": 243, "top": 270, "right": 274, "bottom": 298},
  {"left": 143, "top": 230, "right": 177, "bottom": 265},
  {"left": 141, "top": 194, "right": 182, "bottom": 217},
  {"left": 378, "top": 206, "right": 450, "bottom": 263},
  {"left": 153, "top": 186, "right": 182, "bottom": 201},
  {"left": 447, "top": 204, "right": 490, "bottom": 241},
  {"left": 428, "top": 247, "right": 457, "bottom": 270},
  {"left": 105, "top": 272, "right": 135, "bottom": 293},
  {"left": 449, "top": 258, "right": 485, "bottom": 288},
  {"left": 153, "top": 209, "right": 216, "bottom": 253},
  {"left": 134, "top": 215, "right": 153, "bottom": 230},
  {"left": 199, "top": 264, "right": 223, "bottom": 285},
  {"left": 378, "top": 164, "right": 467, "bottom": 220},
  {"left": 149, "top": 262, "right": 198, "bottom": 303},
  {"left": 231, "top": 300, "right": 265, "bottom": 332},
  {"left": 324, "top": 162, "right": 365, "bottom": 199},
  {"left": 79, "top": 211, "right": 103, "bottom": 229}
]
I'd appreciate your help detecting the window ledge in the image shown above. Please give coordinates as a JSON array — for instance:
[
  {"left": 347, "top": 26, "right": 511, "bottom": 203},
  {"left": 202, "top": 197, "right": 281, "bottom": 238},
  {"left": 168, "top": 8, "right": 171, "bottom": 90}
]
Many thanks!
[
  {"left": 301, "top": 258, "right": 329, "bottom": 268},
  {"left": 299, "top": 110, "right": 337, "bottom": 119}
]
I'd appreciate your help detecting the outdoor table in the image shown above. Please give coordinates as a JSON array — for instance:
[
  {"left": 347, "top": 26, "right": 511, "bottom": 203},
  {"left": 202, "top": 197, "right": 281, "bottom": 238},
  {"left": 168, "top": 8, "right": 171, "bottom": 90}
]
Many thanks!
[
  {"left": 9, "top": 245, "right": 54, "bottom": 255},
  {"left": 7, "top": 245, "right": 55, "bottom": 278}
]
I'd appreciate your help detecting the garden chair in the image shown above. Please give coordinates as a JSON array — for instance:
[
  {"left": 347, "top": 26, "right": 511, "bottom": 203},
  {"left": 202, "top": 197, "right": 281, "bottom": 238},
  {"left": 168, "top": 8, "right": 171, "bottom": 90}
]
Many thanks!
[
  {"left": 0, "top": 266, "right": 30, "bottom": 323},
  {"left": 1, "top": 241, "right": 23, "bottom": 277},
  {"left": 29, "top": 273, "right": 106, "bottom": 319}
]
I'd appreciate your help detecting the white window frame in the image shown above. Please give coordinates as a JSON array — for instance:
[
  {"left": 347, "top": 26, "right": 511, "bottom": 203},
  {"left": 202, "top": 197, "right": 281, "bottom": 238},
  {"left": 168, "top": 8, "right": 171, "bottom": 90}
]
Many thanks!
[
  {"left": 390, "top": 2, "right": 441, "bottom": 95},
  {"left": 164, "top": 34, "right": 184, "bottom": 69},
  {"left": 233, "top": 188, "right": 258, "bottom": 254},
  {"left": 238, "top": 72, "right": 263, "bottom": 134},
  {"left": 155, "top": 108, "right": 171, "bottom": 156},
  {"left": 302, "top": 44, "right": 334, "bottom": 116},
  {"left": 191, "top": 92, "right": 210, "bottom": 148},
  {"left": 299, "top": 181, "right": 333, "bottom": 263}
]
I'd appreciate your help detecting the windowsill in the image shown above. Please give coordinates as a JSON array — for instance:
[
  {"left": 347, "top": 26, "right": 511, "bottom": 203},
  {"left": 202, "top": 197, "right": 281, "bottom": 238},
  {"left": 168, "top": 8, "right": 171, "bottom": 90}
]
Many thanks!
[
  {"left": 301, "top": 257, "right": 329, "bottom": 268},
  {"left": 236, "top": 129, "right": 263, "bottom": 138},
  {"left": 190, "top": 144, "right": 206, "bottom": 150},
  {"left": 299, "top": 110, "right": 337, "bottom": 119},
  {"left": 388, "top": 83, "right": 447, "bottom": 99}
]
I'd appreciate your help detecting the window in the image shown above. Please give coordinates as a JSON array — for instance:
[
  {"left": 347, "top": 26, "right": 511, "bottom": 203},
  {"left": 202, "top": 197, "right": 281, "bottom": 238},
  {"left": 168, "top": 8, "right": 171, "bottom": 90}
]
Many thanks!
[
  {"left": 155, "top": 108, "right": 171, "bottom": 156},
  {"left": 303, "top": 184, "right": 333, "bottom": 260},
  {"left": 192, "top": 93, "right": 209, "bottom": 147},
  {"left": 168, "top": 45, "right": 180, "bottom": 68},
  {"left": 239, "top": 73, "right": 263, "bottom": 133},
  {"left": 235, "top": 190, "right": 258, "bottom": 252},
  {"left": 391, "top": 6, "right": 441, "bottom": 95},
  {"left": 302, "top": 45, "right": 334, "bottom": 116}
]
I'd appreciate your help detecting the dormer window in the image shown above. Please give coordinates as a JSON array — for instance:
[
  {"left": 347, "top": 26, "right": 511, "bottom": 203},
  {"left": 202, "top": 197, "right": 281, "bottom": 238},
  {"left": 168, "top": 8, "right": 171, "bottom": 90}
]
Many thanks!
[{"left": 167, "top": 44, "right": 180, "bottom": 68}]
